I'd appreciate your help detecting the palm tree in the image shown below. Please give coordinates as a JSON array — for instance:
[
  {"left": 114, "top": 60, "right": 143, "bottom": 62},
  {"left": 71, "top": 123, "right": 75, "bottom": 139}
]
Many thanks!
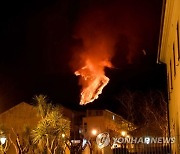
[
  {"left": 32, "top": 95, "right": 70, "bottom": 154},
  {"left": 0, "top": 125, "right": 9, "bottom": 154},
  {"left": 33, "top": 95, "right": 53, "bottom": 119}
]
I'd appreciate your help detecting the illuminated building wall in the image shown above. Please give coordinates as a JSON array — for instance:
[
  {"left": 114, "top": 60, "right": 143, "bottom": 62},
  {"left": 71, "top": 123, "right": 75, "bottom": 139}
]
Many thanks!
[
  {"left": 0, "top": 102, "right": 40, "bottom": 153},
  {"left": 0, "top": 102, "right": 70, "bottom": 154},
  {"left": 82, "top": 110, "right": 135, "bottom": 154},
  {"left": 158, "top": 0, "right": 180, "bottom": 153}
]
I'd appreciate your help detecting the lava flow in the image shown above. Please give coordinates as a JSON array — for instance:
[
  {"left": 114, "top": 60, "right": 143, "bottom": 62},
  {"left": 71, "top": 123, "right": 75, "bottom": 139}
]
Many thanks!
[{"left": 75, "top": 59, "right": 111, "bottom": 105}]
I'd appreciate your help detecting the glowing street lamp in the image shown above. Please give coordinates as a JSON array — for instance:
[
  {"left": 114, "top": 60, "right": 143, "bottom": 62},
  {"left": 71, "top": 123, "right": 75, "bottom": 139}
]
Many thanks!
[
  {"left": 0, "top": 137, "right": 6, "bottom": 145},
  {"left": 121, "top": 131, "right": 127, "bottom": 137},
  {"left": 62, "top": 133, "right": 65, "bottom": 138},
  {"left": 91, "top": 129, "right": 97, "bottom": 136}
]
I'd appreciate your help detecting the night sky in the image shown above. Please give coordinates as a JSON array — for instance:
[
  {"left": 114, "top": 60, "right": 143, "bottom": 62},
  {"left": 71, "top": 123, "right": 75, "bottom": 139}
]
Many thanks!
[{"left": 0, "top": 0, "right": 164, "bottom": 113}]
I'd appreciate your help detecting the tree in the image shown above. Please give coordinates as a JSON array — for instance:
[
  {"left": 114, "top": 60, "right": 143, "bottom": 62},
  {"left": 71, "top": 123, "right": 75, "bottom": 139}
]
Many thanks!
[
  {"left": 116, "top": 89, "right": 136, "bottom": 126},
  {"left": 117, "top": 90, "right": 168, "bottom": 137},
  {"left": 0, "top": 126, "right": 9, "bottom": 154},
  {"left": 32, "top": 95, "right": 70, "bottom": 154},
  {"left": 0, "top": 125, "right": 37, "bottom": 154},
  {"left": 33, "top": 95, "right": 53, "bottom": 119},
  {"left": 142, "top": 91, "right": 168, "bottom": 136},
  {"left": 8, "top": 127, "right": 34, "bottom": 154}
]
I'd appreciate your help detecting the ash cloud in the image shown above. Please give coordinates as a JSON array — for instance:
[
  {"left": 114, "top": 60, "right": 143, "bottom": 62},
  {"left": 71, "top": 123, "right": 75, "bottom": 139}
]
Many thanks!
[
  {"left": 70, "top": 0, "right": 161, "bottom": 69},
  {"left": 70, "top": 0, "right": 162, "bottom": 105}
]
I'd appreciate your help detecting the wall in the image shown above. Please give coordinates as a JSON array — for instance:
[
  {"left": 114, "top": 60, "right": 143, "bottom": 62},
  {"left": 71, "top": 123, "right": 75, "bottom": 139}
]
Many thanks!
[{"left": 158, "top": 0, "right": 180, "bottom": 153}]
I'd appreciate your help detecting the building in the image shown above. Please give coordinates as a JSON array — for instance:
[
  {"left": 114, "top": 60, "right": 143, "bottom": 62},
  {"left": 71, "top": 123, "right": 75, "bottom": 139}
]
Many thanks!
[
  {"left": 82, "top": 109, "right": 135, "bottom": 154},
  {"left": 83, "top": 110, "right": 135, "bottom": 138},
  {"left": 0, "top": 102, "right": 40, "bottom": 153},
  {"left": 0, "top": 102, "right": 71, "bottom": 154},
  {"left": 69, "top": 110, "right": 86, "bottom": 140},
  {"left": 157, "top": 0, "right": 180, "bottom": 153},
  {"left": 0, "top": 102, "right": 136, "bottom": 154}
]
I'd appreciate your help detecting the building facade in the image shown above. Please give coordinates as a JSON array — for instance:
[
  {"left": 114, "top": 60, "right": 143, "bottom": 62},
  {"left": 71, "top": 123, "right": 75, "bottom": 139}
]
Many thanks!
[
  {"left": 0, "top": 102, "right": 71, "bottom": 154},
  {"left": 0, "top": 103, "right": 136, "bottom": 153},
  {"left": 82, "top": 110, "right": 135, "bottom": 154},
  {"left": 0, "top": 102, "right": 41, "bottom": 153},
  {"left": 158, "top": 0, "right": 180, "bottom": 153}
]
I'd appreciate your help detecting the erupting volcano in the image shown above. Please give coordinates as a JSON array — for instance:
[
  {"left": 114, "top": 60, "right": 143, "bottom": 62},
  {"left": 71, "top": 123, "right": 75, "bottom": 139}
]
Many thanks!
[
  {"left": 75, "top": 59, "right": 111, "bottom": 105},
  {"left": 71, "top": 4, "right": 144, "bottom": 105},
  {"left": 72, "top": 10, "right": 117, "bottom": 105}
]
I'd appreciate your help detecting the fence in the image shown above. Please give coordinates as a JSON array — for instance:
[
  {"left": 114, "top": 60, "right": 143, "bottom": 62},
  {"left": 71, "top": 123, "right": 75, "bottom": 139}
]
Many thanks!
[{"left": 112, "top": 142, "right": 171, "bottom": 154}]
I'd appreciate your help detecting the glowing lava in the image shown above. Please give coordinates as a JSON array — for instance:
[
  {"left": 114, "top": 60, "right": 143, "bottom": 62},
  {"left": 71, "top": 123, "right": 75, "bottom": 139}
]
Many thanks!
[{"left": 75, "top": 59, "right": 111, "bottom": 105}]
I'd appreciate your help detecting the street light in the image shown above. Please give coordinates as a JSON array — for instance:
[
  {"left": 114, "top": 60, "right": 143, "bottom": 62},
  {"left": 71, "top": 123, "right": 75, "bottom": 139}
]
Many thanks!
[
  {"left": 91, "top": 129, "right": 97, "bottom": 136},
  {"left": 62, "top": 133, "right": 65, "bottom": 138},
  {"left": 121, "top": 131, "right": 127, "bottom": 137},
  {"left": 0, "top": 137, "right": 6, "bottom": 145},
  {"left": 90, "top": 129, "right": 98, "bottom": 154}
]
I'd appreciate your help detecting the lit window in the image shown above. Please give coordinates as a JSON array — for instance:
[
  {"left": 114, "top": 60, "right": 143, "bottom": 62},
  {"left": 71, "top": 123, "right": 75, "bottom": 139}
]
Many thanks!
[{"left": 112, "top": 115, "right": 115, "bottom": 120}]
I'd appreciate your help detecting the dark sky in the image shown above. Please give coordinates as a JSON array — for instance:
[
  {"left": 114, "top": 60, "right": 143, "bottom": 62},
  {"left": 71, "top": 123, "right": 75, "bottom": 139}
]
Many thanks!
[{"left": 0, "top": 0, "right": 164, "bottom": 112}]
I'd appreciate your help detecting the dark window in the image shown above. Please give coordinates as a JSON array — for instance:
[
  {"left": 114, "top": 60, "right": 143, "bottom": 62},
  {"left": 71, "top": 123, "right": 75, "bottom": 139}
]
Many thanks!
[
  {"left": 170, "top": 60, "right": 173, "bottom": 90},
  {"left": 88, "top": 111, "right": 91, "bottom": 116},
  {"left": 167, "top": 73, "right": 170, "bottom": 100},
  {"left": 173, "top": 43, "right": 176, "bottom": 76},
  {"left": 84, "top": 122, "right": 87, "bottom": 132},
  {"left": 96, "top": 110, "right": 103, "bottom": 116},
  {"left": 177, "top": 22, "right": 180, "bottom": 60},
  {"left": 99, "top": 110, "right": 103, "bottom": 115},
  {"left": 96, "top": 111, "right": 99, "bottom": 116}
]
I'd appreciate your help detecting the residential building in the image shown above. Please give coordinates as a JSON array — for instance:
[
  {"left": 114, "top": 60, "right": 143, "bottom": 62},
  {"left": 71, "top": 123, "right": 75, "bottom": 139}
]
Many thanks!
[
  {"left": 0, "top": 102, "right": 40, "bottom": 153},
  {"left": 82, "top": 109, "right": 135, "bottom": 154},
  {"left": 0, "top": 103, "right": 136, "bottom": 154},
  {"left": 0, "top": 102, "right": 71, "bottom": 154},
  {"left": 157, "top": 0, "right": 180, "bottom": 153}
]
